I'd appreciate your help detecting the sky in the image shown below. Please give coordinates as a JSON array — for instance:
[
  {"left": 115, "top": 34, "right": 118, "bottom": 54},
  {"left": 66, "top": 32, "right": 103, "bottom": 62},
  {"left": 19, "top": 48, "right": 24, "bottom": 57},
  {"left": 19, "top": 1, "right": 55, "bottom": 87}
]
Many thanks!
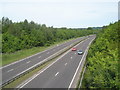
[
  {"left": 118, "top": 1, "right": 120, "bottom": 20},
  {"left": 1, "top": 0, "right": 119, "bottom": 28}
]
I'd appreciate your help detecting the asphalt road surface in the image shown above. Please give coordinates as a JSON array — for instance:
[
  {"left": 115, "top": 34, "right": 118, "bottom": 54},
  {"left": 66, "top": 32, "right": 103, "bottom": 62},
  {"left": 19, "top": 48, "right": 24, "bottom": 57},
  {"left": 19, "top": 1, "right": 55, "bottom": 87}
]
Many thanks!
[
  {"left": 18, "top": 35, "right": 96, "bottom": 88},
  {"left": 2, "top": 36, "right": 89, "bottom": 85}
]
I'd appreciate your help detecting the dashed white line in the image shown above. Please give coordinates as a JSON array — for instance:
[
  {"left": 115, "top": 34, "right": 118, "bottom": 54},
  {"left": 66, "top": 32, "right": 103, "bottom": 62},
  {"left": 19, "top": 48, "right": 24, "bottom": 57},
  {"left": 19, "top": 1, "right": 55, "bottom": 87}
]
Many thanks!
[
  {"left": 71, "top": 57, "right": 73, "bottom": 59},
  {"left": 17, "top": 37, "right": 89, "bottom": 88},
  {"left": 18, "top": 44, "right": 73, "bottom": 88},
  {"left": 1, "top": 42, "right": 60, "bottom": 69},
  {"left": 38, "top": 56, "right": 41, "bottom": 58},
  {"left": 7, "top": 69, "right": 14, "bottom": 72},
  {"left": 75, "top": 53, "right": 76, "bottom": 54},
  {"left": 65, "top": 63, "right": 67, "bottom": 66},
  {"left": 68, "top": 37, "right": 95, "bottom": 89},
  {"left": 55, "top": 72, "right": 59, "bottom": 76},
  {"left": 26, "top": 61, "right": 31, "bottom": 64}
]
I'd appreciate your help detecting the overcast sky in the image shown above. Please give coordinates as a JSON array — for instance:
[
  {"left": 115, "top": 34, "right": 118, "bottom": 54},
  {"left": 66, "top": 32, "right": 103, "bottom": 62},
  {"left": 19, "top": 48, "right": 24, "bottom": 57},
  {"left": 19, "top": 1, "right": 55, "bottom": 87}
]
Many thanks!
[{"left": 1, "top": 0, "right": 119, "bottom": 28}]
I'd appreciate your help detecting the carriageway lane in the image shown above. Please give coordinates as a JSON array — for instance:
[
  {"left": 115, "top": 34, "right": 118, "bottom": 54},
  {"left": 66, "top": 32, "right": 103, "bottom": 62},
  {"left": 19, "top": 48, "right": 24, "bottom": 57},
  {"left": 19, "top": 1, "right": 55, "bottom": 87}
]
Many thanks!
[
  {"left": 2, "top": 36, "right": 89, "bottom": 85},
  {"left": 19, "top": 35, "right": 95, "bottom": 88}
]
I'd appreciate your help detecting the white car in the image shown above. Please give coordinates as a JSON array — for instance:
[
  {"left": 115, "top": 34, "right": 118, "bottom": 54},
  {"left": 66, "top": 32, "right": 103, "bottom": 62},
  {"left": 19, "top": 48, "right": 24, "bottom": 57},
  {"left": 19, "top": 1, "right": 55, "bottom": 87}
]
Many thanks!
[{"left": 78, "top": 50, "right": 83, "bottom": 55}]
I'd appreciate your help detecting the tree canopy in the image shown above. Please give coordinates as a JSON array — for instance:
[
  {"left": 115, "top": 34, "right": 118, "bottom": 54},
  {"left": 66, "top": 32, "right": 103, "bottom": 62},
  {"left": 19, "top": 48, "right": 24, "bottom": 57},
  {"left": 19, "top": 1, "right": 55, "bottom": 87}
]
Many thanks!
[
  {"left": 82, "top": 21, "right": 119, "bottom": 88},
  {"left": 2, "top": 17, "right": 100, "bottom": 53}
]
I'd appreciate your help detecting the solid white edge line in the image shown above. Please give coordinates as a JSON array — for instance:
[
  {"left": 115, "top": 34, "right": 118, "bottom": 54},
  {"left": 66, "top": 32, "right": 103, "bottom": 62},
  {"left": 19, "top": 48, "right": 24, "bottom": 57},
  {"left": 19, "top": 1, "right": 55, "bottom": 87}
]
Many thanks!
[
  {"left": 1, "top": 36, "right": 86, "bottom": 69},
  {"left": 3, "top": 37, "right": 87, "bottom": 86},
  {"left": 7, "top": 69, "right": 14, "bottom": 73},
  {"left": 79, "top": 66, "right": 86, "bottom": 88},
  {"left": 17, "top": 38, "right": 87, "bottom": 88},
  {"left": 17, "top": 46, "right": 73, "bottom": 88},
  {"left": 1, "top": 46, "right": 56, "bottom": 69},
  {"left": 17, "top": 74, "right": 38, "bottom": 90},
  {"left": 68, "top": 37, "right": 95, "bottom": 89}
]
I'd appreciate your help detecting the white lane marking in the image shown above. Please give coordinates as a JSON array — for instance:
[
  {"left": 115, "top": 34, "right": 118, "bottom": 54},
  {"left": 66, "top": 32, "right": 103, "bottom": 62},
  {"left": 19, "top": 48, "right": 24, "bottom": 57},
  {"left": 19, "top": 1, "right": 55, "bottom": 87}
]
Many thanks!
[
  {"left": 47, "top": 52, "right": 49, "bottom": 54},
  {"left": 38, "top": 56, "right": 41, "bottom": 58},
  {"left": 17, "top": 37, "right": 92, "bottom": 88},
  {"left": 55, "top": 72, "right": 59, "bottom": 76},
  {"left": 17, "top": 44, "right": 74, "bottom": 88},
  {"left": 7, "top": 69, "right": 14, "bottom": 72},
  {"left": 26, "top": 61, "right": 31, "bottom": 64},
  {"left": 68, "top": 37, "right": 95, "bottom": 89},
  {"left": 1, "top": 36, "right": 89, "bottom": 69},
  {"left": 17, "top": 39, "right": 87, "bottom": 88},
  {"left": 75, "top": 53, "right": 76, "bottom": 54},
  {"left": 1, "top": 43, "right": 58, "bottom": 69},
  {"left": 17, "top": 74, "right": 38, "bottom": 89},
  {"left": 71, "top": 57, "right": 73, "bottom": 59},
  {"left": 65, "top": 63, "right": 67, "bottom": 66},
  {"left": 79, "top": 66, "right": 86, "bottom": 88}
]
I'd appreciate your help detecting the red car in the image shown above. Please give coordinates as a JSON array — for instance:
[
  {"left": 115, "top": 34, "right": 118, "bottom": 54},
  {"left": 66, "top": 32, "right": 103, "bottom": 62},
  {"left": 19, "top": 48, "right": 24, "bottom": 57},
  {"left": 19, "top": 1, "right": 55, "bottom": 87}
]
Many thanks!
[{"left": 72, "top": 47, "right": 77, "bottom": 51}]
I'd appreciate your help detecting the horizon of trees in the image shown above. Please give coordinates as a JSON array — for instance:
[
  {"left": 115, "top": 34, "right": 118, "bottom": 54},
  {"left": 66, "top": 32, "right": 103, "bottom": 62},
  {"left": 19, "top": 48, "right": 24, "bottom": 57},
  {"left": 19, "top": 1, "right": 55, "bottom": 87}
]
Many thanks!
[{"left": 2, "top": 17, "right": 100, "bottom": 53}]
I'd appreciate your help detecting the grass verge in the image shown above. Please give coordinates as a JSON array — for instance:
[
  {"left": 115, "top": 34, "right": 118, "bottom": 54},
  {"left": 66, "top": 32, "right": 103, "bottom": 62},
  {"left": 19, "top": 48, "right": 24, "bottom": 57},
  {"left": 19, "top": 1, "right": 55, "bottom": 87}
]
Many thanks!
[
  {"left": 2, "top": 38, "right": 77, "bottom": 66},
  {"left": 76, "top": 62, "right": 87, "bottom": 89},
  {"left": 2, "top": 37, "right": 86, "bottom": 88},
  {"left": 2, "top": 58, "right": 56, "bottom": 88}
]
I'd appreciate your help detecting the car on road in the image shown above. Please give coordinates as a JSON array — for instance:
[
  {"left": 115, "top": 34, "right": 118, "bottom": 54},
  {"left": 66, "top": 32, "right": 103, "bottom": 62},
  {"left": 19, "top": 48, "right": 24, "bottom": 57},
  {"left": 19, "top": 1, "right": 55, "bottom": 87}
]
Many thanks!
[
  {"left": 78, "top": 50, "right": 83, "bottom": 55},
  {"left": 72, "top": 47, "right": 77, "bottom": 51}
]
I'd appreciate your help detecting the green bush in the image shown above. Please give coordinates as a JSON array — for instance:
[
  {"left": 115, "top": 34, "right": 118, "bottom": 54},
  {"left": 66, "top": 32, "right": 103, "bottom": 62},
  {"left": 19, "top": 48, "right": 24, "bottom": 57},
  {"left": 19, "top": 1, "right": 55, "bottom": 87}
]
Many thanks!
[
  {"left": 82, "top": 21, "right": 119, "bottom": 88},
  {"left": 2, "top": 17, "right": 100, "bottom": 53}
]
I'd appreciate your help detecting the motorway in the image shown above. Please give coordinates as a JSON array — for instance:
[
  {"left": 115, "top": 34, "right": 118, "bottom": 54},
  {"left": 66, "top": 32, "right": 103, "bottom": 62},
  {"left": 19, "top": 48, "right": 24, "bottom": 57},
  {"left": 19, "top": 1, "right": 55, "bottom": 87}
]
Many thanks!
[
  {"left": 18, "top": 35, "right": 96, "bottom": 88},
  {"left": 2, "top": 36, "right": 88, "bottom": 85}
]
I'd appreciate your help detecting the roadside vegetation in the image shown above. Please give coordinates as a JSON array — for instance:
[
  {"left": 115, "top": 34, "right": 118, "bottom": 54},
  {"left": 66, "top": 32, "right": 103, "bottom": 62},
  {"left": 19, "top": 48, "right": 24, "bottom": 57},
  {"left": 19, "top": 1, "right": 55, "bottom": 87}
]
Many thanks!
[
  {"left": 3, "top": 57, "right": 56, "bottom": 88},
  {"left": 2, "top": 17, "right": 99, "bottom": 53},
  {"left": 81, "top": 21, "right": 119, "bottom": 88},
  {"left": 2, "top": 17, "right": 100, "bottom": 65},
  {"left": 2, "top": 38, "right": 75, "bottom": 66}
]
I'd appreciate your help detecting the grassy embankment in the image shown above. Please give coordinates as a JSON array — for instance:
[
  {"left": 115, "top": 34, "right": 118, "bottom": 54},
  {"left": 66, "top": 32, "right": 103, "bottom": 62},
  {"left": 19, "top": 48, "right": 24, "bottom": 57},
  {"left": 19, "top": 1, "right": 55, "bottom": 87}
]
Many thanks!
[
  {"left": 80, "top": 21, "right": 119, "bottom": 88},
  {"left": 2, "top": 37, "right": 78, "bottom": 66}
]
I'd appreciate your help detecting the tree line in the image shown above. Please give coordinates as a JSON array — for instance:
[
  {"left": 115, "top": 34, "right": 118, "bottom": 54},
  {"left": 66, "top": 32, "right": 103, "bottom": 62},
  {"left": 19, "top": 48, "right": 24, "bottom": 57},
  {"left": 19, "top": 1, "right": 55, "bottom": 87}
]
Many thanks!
[
  {"left": 2, "top": 17, "right": 99, "bottom": 53},
  {"left": 81, "top": 21, "right": 119, "bottom": 88}
]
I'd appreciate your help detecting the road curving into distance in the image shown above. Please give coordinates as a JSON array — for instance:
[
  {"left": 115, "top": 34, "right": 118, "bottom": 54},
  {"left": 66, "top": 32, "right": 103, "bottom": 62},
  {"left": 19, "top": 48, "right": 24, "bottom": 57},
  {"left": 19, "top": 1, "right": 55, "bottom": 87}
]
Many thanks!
[
  {"left": 17, "top": 35, "right": 96, "bottom": 88},
  {"left": 2, "top": 35, "right": 90, "bottom": 87}
]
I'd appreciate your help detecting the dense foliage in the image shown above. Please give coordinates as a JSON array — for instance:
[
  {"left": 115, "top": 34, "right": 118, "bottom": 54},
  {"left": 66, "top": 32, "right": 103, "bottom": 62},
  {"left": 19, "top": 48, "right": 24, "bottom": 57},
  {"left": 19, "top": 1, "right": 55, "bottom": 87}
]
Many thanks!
[
  {"left": 2, "top": 17, "right": 99, "bottom": 53},
  {"left": 82, "top": 21, "right": 119, "bottom": 88}
]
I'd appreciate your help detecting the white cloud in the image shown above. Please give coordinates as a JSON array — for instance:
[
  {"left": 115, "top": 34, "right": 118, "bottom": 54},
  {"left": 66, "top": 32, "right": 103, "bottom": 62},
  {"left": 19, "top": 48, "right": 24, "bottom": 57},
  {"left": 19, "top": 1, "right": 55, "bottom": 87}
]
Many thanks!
[
  {"left": 1, "top": 0, "right": 118, "bottom": 28},
  {"left": 1, "top": 0, "right": 119, "bottom": 3}
]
